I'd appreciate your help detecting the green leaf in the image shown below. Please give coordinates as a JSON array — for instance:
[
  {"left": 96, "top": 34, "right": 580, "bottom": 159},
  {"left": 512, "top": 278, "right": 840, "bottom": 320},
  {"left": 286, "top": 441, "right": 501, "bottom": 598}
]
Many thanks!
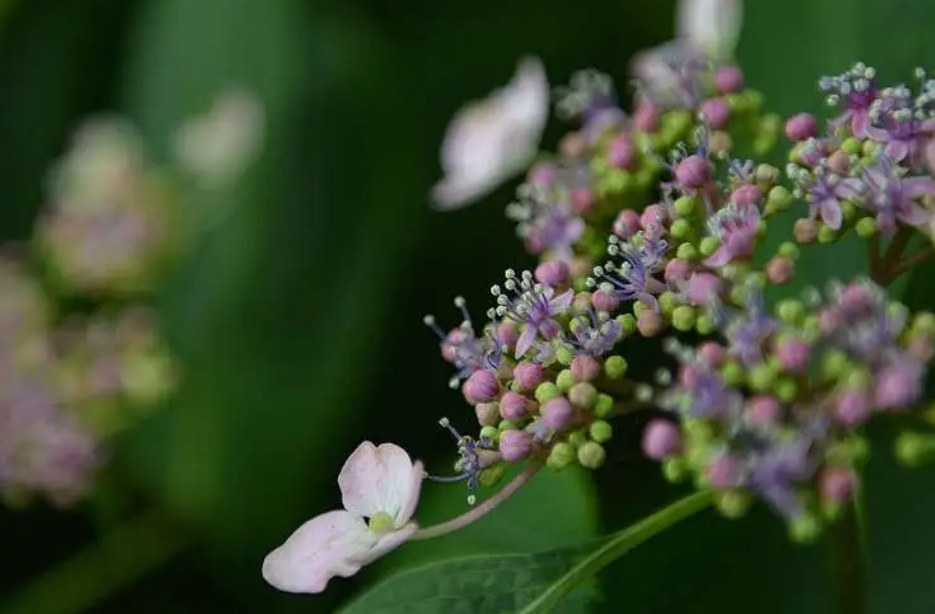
[
  {"left": 340, "top": 492, "right": 710, "bottom": 614},
  {"left": 517, "top": 491, "right": 712, "bottom": 614},
  {"left": 339, "top": 551, "right": 592, "bottom": 614}
]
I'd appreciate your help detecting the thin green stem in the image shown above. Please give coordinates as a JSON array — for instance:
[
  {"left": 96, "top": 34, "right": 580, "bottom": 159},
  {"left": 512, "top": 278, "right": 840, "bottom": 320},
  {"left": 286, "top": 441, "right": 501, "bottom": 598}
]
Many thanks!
[
  {"left": 517, "top": 491, "right": 714, "bottom": 614},
  {"left": 827, "top": 502, "right": 870, "bottom": 614},
  {"left": 0, "top": 509, "right": 185, "bottom": 614}
]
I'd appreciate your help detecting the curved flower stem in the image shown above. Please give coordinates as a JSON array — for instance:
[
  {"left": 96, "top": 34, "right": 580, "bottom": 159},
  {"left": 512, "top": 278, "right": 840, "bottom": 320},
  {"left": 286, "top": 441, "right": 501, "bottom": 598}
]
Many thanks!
[
  {"left": 891, "top": 247, "right": 935, "bottom": 279},
  {"left": 412, "top": 457, "right": 545, "bottom": 540},
  {"left": 827, "top": 501, "right": 870, "bottom": 614},
  {"left": 517, "top": 491, "right": 714, "bottom": 614},
  {"left": 0, "top": 509, "right": 184, "bottom": 614}
]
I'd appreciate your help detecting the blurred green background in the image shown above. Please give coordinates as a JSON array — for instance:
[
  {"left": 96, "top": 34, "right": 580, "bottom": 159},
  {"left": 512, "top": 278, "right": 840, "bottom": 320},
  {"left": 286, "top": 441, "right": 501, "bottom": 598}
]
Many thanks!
[{"left": 1, "top": 0, "right": 935, "bottom": 612}]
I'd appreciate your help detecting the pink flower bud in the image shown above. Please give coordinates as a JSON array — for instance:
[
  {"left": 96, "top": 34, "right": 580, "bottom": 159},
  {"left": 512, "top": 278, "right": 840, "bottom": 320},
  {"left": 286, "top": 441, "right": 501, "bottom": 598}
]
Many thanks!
[
  {"left": 839, "top": 283, "right": 873, "bottom": 314},
  {"left": 793, "top": 218, "right": 819, "bottom": 243},
  {"left": 908, "top": 335, "right": 934, "bottom": 362},
  {"left": 784, "top": 113, "right": 818, "bottom": 141},
  {"left": 499, "top": 429, "right": 533, "bottom": 462},
  {"left": 698, "top": 342, "right": 727, "bottom": 367},
  {"left": 497, "top": 320, "right": 519, "bottom": 349},
  {"left": 571, "top": 355, "right": 601, "bottom": 382},
  {"left": 441, "top": 328, "right": 469, "bottom": 363},
  {"left": 634, "top": 98, "right": 660, "bottom": 131},
  {"left": 875, "top": 362, "right": 923, "bottom": 410},
  {"left": 613, "top": 209, "right": 641, "bottom": 239},
  {"left": 700, "top": 98, "right": 731, "bottom": 129},
  {"left": 608, "top": 134, "right": 635, "bottom": 169},
  {"left": 640, "top": 204, "right": 668, "bottom": 230},
  {"left": 535, "top": 260, "right": 570, "bottom": 288},
  {"left": 570, "top": 187, "right": 595, "bottom": 215},
  {"left": 463, "top": 369, "right": 500, "bottom": 405},
  {"left": 765, "top": 256, "right": 795, "bottom": 284},
  {"left": 747, "top": 395, "right": 781, "bottom": 426},
  {"left": 730, "top": 184, "right": 762, "bottom": 207},
  {"left": 834, "top": 390, "right": 871, "bottom": 426},
  {"left": 664, "top": 258, "right": 692, "bottom": 283},
  {"left": 675, "top": 155, "right": 713, "bottom": 190},
  {"left": 513, "top": 361, "right": 544, "bottom": 391},
  {"left": 499, "top": 391, "right": 529, "bottom": 422},
  {"left": 714, "top": 66, "right": 744, "bottom": 93},
  {"left": 527, "top": 161, "right": 556, "bottom": 186},
  {"left": 475, "top": 402, "right": 500, "bottom": 427},
  {"left": 591, "top": 289, "right": 619, "bottom": 312},
  {"left": 541, "top": 396, "right": 574, "bottom": 431},
  {"left": 776, "top": 337, "right": 810, "bottom": 372},
  {"left": 679, "top": 363, "right": 701, "bottom": 387},
  {"left": 637, "top": 309, "right": 662, "bottom": 336},
  {"left": 820, "top": 467, "right": 853, "bottom": 503},
  {"left": 642, "top": 419, "right": 681, "bottom": 460},
  {"left": 707, "top": 456, "right": 742, "bottom": 489},
  {"left": 559, "top": 132, "right": 588, "bottom": 159},
  {"left": 689, "top": 272, "right": 723, "bottom": 305},
  {"left": 828, "top": 149, "right": 850, "bottom": 174},
  {"left": 817, "top": 307, "right": 844, "bottom": 335}
]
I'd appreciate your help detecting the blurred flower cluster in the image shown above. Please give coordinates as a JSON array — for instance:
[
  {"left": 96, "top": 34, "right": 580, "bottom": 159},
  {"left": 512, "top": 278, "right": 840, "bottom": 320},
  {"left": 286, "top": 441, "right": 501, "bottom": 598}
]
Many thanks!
[{"left": 0, "top": 89, "right": 264, "bottom": 507}]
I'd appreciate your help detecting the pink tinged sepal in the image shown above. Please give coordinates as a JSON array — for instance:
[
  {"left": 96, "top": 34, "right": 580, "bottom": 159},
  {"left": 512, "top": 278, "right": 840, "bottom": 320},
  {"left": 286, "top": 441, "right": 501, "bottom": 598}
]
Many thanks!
[
  {"left": 262, "top": 442, "right": 424, "bottom": 594},
  {"left": 431, "top": 56, "right": 549, "bottom": 211}
]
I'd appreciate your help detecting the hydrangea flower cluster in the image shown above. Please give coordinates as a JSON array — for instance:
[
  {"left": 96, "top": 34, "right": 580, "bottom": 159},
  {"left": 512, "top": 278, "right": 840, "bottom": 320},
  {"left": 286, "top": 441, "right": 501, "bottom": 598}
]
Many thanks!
[
  {"left": 263, "top": 0, "right": 935, "bottom": 599},
  {"left": 0, "top": 89, "right": 263, "bottom": 507}
]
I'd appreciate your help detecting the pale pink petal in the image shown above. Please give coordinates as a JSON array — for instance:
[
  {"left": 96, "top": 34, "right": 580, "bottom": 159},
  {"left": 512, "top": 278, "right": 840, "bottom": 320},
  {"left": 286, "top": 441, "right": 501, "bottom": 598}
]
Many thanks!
[
  {"left": 515, "top": 325, "right": 538, "bottom": 359},
  {"left": 548, "top": 289, "right": 575, "bottom": 314},
  {"left": 394, "top": 460, "right": 424, "bottom": 526},
  {"left": 886, "top": 140, "right": 910, "bottom": 162},
  {"left": 339, "top": 442, "right": 416, "bottom": 519},
  {"left": 904, "top": 176, "right": 935, "bottom": 198},
  {"left": 820, "top": 198, "right": 843, "bottom": 230},
  {"left": 431, "top": 56, "right": 548, "bottom": 211},
  {"left": 927, "top": 138, "right": 935, "bottom": 176},
  {"left": 677, "top": 0, "right": 743, "bottom": 60},
  {"left": 704, "top": 246, "right": 732, "bottom": 267},
  {"left": 353, "top": 522, "right": 419, "bottom": 566},
  {"left": 898, "top": 201, "right": 930, "bottom": 227},
  {"left": 262, "top": 510, "right": 376, "bottom": 594}
]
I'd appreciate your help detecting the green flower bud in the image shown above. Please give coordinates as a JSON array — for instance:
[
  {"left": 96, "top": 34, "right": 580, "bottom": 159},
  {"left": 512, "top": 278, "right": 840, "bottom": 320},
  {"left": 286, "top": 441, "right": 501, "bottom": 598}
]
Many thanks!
[
  {"left": 674, "top": 195, "right": 699, "bottom": 217},
  {"left": 912, "top": 312, "right": 935, "bottom": 336},
  {"left": 480, "top": 425, "right": 499, "bottom": 441},
  {"left": 818, "top": 225, "right": 838, "bottom": 244},
  {"left": 479, "top": 462, "right": 509, "bottom": 487},
  {"left": 682, "top": 418, "right": 715, "bottom": 443},
  {"left": 658, "top": 291, "right": 677, "bottom": 315},
  {"left": 821, "top": 350, "right": 850, "bottom": 381},
  {"left": 841, "top": 137, "right": 862, "bottom": 155},
  {"left": 498, "top": 420, "right": 518, "bottom": 432},
  {"left": 670, "top": 219, "right": 692, "bottom": 240},
  {"left": 756, "top": 163, "right": 779, "bottom": 184},
  {"left": 841, "top": 201, "right": 858, "bottom": 222},
  {"left": 556, "top": 369, "right": 575, "bottom": 392},
  {"left": 605, "top": 355, "right": 628, "bottom": 379},
  {"left": 778, "top": 241, "right": 800, "bottom": 260},
  {"left": 548, "top": 442, "right": 577, "bottom": 470},
  {"left": 722, "top": 361, "right": 744, "bottom": 386},
  {"left": 577, "top": 441, "right": 606, "bottom": 469},
  {"left": 672, "top": 305, "right": 696, "bottom": 332},
  {"left": 716, "top": 490, "right": 753, "bottom": 519},
  {"left": 676, "top": 242, "right": 699, "bottom": 262},
  {"left": 695, "top": 313, "right": 717, "bottom": 334},
  {"left": 589, "top": 420, "right": 613, "bottom": 443},
  {"left": 789, "top": 514, "right": 821, "bottom": 544},
  {"left": 766, "top": 185, "right": 794, "bottom": 211},
  {"left": 568, "top": 429, "right": 588, "bottom": 448},
  {"left": 777, "top": 299, "right": 806, "bottom": 324},
  {"left": 594, "top": 393, "right": 614, "bottom": 418},
  {"left": 617, "top": 313, "right": 637, "bottom": 335},
  {"left": 775, "top": 378, "right": 798, "bottom": 403},
  {"left": 535, "top": 382, "right": 561, "bottom": 404},
  {"left": 662, "top": 458, "right": 688, "bottom": 482},
  {"left": 748, "top": 363, "right": 776, "bottom": 392},
  {"left": 698, "top": 236, "right": 720, "bottom": 258},
  {"left": 556, "top": 347, "right": 574, "bottom": 366},
  {"left": 569, "top": 382, "right": 598, "bottom": 409},
  {"left": 896, "top": 432, "right": 935, "bottom": 467}
]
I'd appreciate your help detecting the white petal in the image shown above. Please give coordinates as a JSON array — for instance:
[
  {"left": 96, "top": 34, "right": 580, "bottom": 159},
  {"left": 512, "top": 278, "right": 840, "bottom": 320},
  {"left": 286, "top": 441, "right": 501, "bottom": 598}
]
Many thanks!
[
  {"left": 338, "top": 442, "right": 417, "bottom": 520},
  {"left": 432, "top": 56, "right": 549, "bottom": 211},
  {"left": 353, "top": 522, "right": 419, "bottom": 566},
  {"left": 261, "top": 510, "right": 377, "bottom": 594},
  {"left": 394, "top": 460, "right": 424, "bottom": 526},
  {"left": 677, "top": 0, "right": 743, "bottom": 61}
]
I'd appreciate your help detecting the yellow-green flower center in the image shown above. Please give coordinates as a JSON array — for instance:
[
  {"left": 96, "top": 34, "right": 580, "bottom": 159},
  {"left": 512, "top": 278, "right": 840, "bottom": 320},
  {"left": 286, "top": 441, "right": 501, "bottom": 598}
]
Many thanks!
[{"left": 367, "top": 512, "right": 395, "bottom": 534}]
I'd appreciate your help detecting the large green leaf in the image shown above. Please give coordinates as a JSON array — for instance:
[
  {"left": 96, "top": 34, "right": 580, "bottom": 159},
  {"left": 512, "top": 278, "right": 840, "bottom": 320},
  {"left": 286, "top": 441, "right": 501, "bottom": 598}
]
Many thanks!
[{"left": 340, "top": 493, "right": 710, "bottom": 614}]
